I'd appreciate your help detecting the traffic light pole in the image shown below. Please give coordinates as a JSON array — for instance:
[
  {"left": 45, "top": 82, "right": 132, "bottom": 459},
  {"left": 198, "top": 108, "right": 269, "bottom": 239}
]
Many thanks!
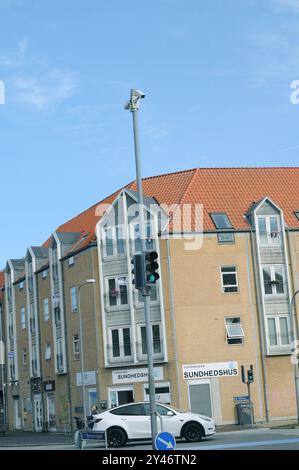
[{"left": 127, "top": 90, "right": 158, "bottom": 449}]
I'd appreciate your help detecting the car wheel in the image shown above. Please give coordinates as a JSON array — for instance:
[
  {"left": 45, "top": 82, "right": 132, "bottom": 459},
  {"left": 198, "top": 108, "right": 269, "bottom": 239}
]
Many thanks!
[
  {"left": 107, "top": 427, "right": 127, "bottom": 447},
  {"left": 183, "top": 422, "right": 204, "bottom": 442}
]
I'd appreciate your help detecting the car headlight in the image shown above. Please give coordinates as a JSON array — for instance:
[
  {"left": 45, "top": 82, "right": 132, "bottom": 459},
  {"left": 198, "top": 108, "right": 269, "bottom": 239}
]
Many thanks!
[{"left": 198, "top": 415, "right": 213, "bottom": 422}]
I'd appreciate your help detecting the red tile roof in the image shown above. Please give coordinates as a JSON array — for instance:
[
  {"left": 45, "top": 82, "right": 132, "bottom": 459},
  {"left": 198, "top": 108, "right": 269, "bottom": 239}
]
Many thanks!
[{"left": 47, "top": 167, "right": 299, "bottom": 255}]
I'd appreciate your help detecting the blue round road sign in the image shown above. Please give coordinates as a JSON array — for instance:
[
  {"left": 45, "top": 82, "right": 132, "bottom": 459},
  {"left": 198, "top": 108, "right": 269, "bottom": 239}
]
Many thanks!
[{"left": 154, "top": 432, "right": 176, "bottom": 450}]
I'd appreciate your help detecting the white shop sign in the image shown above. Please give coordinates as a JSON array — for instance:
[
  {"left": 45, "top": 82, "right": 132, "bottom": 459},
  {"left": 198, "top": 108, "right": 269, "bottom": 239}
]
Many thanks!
[
  {"left": 183, "top": 361, "right": 238, "bottom": 380},
  {"left": 76, "top": 370, "right": 97, "bottom": 386},
  {"left": 112, "top": 367, "right": 164, "bottom": 384}
]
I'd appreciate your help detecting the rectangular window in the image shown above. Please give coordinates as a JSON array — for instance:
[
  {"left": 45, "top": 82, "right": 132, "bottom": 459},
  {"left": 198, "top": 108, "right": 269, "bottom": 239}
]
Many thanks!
[
  {"left": 22, "top": 348, "right": 27, "bottom": 367},
  {"left": 139, "top": 324, "right": 162, "bottom": 357},
  {"left": 68, "top": 256, "right": 74, "bottom": 267},
  {"left": 109, "top": 327, "right": 132, "bottom": 360},
  {"left": 210, "top": 213, "right": 233, "bottom": 229},
  {"left": 217, "top": 232, "right": 235, "bottom": 244},
  {"left": 20, "top": 306, "right": 26, "bottom": 329},
  {"left": 28, "top": 263, "right": 33, "bottom": 292},
  {"left": 57, "top": 339, "right": 64, "bottom": 371},
  {"left": 43, "top": 298, "right": 49, "bottom": 322},
  {"left": 52, "top": 249, "right": 58, "bottom": 280},
  {"left": 107, "top": 277, "right": 128, "bottom": 308},
  {"left": 267, "top": 316, "right": 290, "bottom": 348},
  {"left": 111, "top": 329, "right": 120, "bottom": 357},
  {"left": 32, "top": 345, "right": 38, "bottom": 376},
  {"left": 221, "top": 266, "right": 239, "bottom": 293},
  {"left": 104, "top": 225, "right": 125, "bottom": 257},
  {"left": 54, "top": 307, "right": 61, "bottom": 326},
  {"left": 30, "top": 304, "right": 36, "bottom": 333},
  {"left": 294, "top": 211, "right": 299, "bottom": 221},
  {"left": 70, "top": 287, "right": 77, "bottom": 312},
  {"left": 263, "top": 266, "right": 285, "bottom": 296},
  {"left": 73, "top": 335, "right": 80, "bottom": 360},
  {"left": 131, "top": 222, "right": 154, "bottom": 253},
  {"left": 257, "top": 216, "right": 281, "bottom": 246},
  {"left": 19, "top": 281, "right": 24, "bottom": 290},
  {"left": 225, "top": 317, "right": 244, "bottom": 345},
  {"left": 42, "top": 269, "right": 48, "bottom": 279},
  {"left": 45, "top": 343, "right": 52, "bottom": 362}
]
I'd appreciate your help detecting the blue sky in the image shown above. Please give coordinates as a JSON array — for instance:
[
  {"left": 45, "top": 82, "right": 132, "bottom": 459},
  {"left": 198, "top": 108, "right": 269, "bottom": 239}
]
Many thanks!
[{"left": 0, "top": 0, "right": 299, "bottom": 266}]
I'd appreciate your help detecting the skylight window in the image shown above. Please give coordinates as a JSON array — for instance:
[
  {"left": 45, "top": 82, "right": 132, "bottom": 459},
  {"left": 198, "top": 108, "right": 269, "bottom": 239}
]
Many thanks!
[
  {"left": 210, "top": 213, "right": 233, "bottom": 229},
  {"left": 295, "top": 211, "right": 299, "bottom": 222}
]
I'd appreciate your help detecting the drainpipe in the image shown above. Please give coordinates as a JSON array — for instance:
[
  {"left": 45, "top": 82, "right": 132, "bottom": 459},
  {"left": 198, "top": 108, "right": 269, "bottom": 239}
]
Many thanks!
[
  {"left": 61, "top": 262, "right": 73, "bottom": 432},
  {"left": 90, "top": 247, "right": 101, "bottom": 407},
  {"left": 165, "top": 237, "right": 182, "bottom": 409},
  {"left": 286, "top": 229, "right": 299, "bottom": 337},
  {"left": 249, "top": 227, "right": 270, "bottom": 422}
]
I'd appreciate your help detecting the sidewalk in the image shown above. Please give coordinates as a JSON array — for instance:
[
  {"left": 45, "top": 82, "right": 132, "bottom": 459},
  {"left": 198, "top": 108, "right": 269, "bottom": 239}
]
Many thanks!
[
  {"left": 217, "top": 419, "right": 299, "bottom": 433},
  {"left": 0, "top": 431, "right": 74, "bottom": 447}
]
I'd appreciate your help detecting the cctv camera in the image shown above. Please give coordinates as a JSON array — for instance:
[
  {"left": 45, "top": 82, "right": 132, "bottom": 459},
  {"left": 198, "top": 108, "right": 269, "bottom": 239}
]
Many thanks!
[{"left": 131, "top": 89, "right": 146, "bottom": 99}]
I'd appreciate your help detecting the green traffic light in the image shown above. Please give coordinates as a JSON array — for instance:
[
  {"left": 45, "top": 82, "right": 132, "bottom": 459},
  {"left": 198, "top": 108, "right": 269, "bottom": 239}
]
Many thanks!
[{"left": 147, "top": 274, "right": 156, "bottom": 283}]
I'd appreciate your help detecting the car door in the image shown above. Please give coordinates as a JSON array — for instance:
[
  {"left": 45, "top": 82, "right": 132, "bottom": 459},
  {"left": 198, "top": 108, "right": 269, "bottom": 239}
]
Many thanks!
[
  {"left": 155, "top": 404, "right": 181, "bottom": 437},
  {"left": 112, "top": 403, "right": 151, "bottom": 439}
]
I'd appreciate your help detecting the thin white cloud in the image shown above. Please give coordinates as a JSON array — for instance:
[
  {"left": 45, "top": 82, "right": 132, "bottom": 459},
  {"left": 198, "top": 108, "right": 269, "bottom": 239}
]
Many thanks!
[
  {"left": 13, "top": 70, "right": 76, "bottom": 110},
  {"left": 18, "top": 38, "right": 28, "bottom": 54},
  {"left": 275, "top": 0, "right": 299, "bottom": 13},
  {"left": 0, "top": 38, "right": 28, "bottom": 67}
]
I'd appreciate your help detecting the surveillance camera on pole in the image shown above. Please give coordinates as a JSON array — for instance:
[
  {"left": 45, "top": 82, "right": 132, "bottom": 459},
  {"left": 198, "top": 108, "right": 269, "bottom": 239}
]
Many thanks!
[
  {"left": 125, "top": 88, "right": 158, "bottom": 449},
  {"left": 124, "top": 89, "right": 146, "bottom": 111}
]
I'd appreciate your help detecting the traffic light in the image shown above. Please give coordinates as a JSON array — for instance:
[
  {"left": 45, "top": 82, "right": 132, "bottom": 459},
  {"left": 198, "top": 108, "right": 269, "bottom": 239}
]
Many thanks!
[
  {"left": 145, "top": 251, "right": 159, "bottom": 285},
  {"left": 131, "top": 254, "right": 145, "bottom": 290},
  {"left": 247, "top": 365, "right": 254, "bottom": 383}
]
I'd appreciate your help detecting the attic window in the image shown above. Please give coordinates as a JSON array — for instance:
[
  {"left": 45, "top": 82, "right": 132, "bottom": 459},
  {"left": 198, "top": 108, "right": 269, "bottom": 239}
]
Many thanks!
[
  {"left": 210, "top": 213, "right": 233, "bottom": 230},
  {"left": 295, "top": 211, "right": 299, "bottom": 221}
]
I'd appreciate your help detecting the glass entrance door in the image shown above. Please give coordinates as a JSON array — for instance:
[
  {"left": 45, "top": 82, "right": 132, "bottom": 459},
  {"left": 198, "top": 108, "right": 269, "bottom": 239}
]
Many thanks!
[
  {"left": 108, "top": 387, "right": 134, "bottom": 408},
  {"left": 33, "top": 394, "right": 43, "bottom": 432},
  {"left": 46, "top": 393, "right": 56, "bottom": 431}
]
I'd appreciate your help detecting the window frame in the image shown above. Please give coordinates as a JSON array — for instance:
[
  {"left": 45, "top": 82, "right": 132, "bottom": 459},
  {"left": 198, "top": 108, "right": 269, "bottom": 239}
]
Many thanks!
[
  {"left": 220, "top": 266, "right": 239, "bottom": 294},
  {"left": 22, "top": 348, "right": 27, "bottom": 367},
  {"left": 43, "top": 297, "right": 50, "bottom": 322},
  {"left": 210, "top": 212, "right": 233, "bottom": 229},
  {"left": 72, "top": 334, "right": 80, "bottom": 360},
  {"left": 68, "top": 256, "right": 75, "bottom": 267},
  {"left": 103, "top": 225, "right": 126, "bottom": 258},
  {"left": 45, "top": 343, "right": 52, "bottom": 362},
  {"left": 56, "top": 338, "right": 64, "bottom": 372},
  {"left": 257, "top": 215, "right": 281, "bottom": 247},
  {"left": 137, "top": 323, "right": 163, "bottom": 359},
  {"left": 70, "top": 286, "right": 78, "bottom": 312},
  {"left": 42, "top": 269, "right": 48, "bottom": 280},
  {"left": 20, "top": 305, "right": 26, "bottom": 330},
  {"left": 108, "top": 326, "right": 132, "bottom": 362},
  {"left": 225, "top": 317, "right": 244, "bottom": 345},
  {"left": 129, "top": 220, "right": 155, "bottom": 254},
  {"left": 217, "top": 232, "right": 235, "bottom": 244},
  {"left": 266, "top": 315, "right": 291, "bottom": 349},
  {"left": 262, "top": 265, "right": 286, "bottom": 297},
  {"left": 105, "top": 276, "right": 129, "bottom": 310}
]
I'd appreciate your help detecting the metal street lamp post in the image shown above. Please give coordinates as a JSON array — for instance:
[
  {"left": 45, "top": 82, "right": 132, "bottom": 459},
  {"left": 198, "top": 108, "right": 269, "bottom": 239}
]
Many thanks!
[
  {"left": 290, "top": 289, "right": 299, "bottom": 424},
  {"left": 78, "top": 279, "right": 96, "bottom": 426},
  {"left": 125, "top": 89, "right": 158, "bottom": 449}
]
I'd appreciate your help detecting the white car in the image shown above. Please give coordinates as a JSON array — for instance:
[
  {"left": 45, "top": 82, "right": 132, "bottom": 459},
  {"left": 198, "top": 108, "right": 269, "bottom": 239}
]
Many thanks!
[{"left": 91, "top": 402, "right": 216, "bottom": 447}]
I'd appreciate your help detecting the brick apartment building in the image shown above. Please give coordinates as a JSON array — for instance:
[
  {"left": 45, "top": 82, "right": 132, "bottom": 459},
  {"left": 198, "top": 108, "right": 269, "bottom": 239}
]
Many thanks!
[{"left": 0, "top": 167, "right": 299, "bottom": 431}]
